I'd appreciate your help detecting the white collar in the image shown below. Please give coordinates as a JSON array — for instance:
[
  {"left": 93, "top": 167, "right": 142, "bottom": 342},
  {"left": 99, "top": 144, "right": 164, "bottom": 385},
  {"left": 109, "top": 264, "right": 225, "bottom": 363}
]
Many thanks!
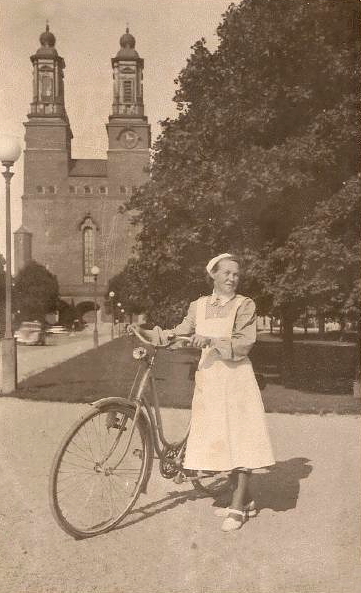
[{"left": 210, "top": 291, "right": 236, "bottom": 306}]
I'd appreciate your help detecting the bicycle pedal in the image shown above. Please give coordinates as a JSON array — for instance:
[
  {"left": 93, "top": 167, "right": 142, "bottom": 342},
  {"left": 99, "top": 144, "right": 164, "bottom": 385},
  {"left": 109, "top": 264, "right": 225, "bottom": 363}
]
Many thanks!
[{"left": 173, "top": 472, "right": 185, "bottom": 484}]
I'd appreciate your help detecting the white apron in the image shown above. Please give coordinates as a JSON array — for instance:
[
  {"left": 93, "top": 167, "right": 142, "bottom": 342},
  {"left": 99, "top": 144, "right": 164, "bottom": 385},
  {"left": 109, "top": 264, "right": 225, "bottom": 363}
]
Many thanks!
[{"left": 184, "top": 296, "right": 275, "bottom": 471}]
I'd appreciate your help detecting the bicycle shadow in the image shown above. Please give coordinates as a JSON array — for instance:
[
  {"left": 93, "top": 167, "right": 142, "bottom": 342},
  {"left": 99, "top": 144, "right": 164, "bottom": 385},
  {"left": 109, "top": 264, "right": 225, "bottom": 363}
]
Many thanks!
[
  {"left": 116, "top": 485, "right": 204, "bottom": 531},
  {"left": 115, "top": 457, "right": 312, "bottom": 532}
]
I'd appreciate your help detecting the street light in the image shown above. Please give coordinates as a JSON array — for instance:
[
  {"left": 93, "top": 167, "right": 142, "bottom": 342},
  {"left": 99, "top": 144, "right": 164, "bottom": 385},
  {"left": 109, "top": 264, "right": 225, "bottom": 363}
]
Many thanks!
[
  {"left": 0, "top": 135, "right": 22, "bottom": 394},
  {"left": 116, "top": 302, "right": 122, "bottom": 337},
  {"left": 109, "top": 291, "right": 115, "bottom": 340},
  {"left": 91, "top": 265, "right": 100, "bottom": 348}
]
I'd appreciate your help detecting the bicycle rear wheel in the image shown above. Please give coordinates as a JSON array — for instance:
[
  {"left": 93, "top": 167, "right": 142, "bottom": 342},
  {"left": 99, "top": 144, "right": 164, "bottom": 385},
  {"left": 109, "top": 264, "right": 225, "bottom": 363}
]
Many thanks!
[
  {"left": 192, "top": 473, "right": 231, "bottom": 497},
  {"left": 49, "top": 403, "right": 152, "bottom": 538}
]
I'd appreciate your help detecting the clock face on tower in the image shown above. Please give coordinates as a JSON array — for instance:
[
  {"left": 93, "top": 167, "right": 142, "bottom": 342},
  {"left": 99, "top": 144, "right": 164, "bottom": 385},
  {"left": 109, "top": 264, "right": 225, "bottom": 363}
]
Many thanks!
[{"left": 118, "top": 129, "right": 139, "bottom": 149}]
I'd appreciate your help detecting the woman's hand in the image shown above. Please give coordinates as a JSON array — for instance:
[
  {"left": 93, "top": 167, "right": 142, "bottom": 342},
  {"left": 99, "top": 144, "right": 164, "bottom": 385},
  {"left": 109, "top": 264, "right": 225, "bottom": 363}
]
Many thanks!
[
  {"left": 127, "top": 323, "right": 141, "bottom": 335},
  {"left": 128, "top": 324, "right": 153, "bottom": 341},
  {"left": 190, "top": 334, "right": 211, "bottom": 348}
]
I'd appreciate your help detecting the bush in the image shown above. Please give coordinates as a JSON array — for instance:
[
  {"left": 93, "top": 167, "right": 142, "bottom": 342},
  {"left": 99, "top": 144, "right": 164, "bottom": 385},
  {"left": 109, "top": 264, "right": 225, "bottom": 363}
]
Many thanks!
[{"left": 251, "top": 340, "right": 357, "bottom": 394}]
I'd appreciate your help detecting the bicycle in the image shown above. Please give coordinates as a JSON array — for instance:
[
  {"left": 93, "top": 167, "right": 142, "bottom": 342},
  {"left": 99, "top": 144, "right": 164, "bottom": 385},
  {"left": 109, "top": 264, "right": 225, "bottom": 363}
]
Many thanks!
[{"left": 49, "top": 326, "right": 232, "bottom": 539}]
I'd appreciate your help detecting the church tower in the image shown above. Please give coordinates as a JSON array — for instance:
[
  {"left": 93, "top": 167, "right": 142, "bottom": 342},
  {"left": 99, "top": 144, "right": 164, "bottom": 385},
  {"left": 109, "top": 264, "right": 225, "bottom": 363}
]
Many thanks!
[
  {"left": 23, "top": 23, "right": 72, "bottom": 196},
  {"left": 15, "top": 25, "right": 151, "bottom": 322},
  {"left": 106, "top": 28, "right": 151, "bottom": 196}
]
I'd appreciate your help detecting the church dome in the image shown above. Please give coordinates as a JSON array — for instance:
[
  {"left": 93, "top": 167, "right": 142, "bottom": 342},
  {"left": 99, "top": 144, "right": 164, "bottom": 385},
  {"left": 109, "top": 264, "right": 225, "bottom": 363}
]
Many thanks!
[
  {"left": 116, "top": 27, "right": 139, "bottom": 60},
  {"left": 36, "top": 23, "right": 58, "bottom": 57},
  {"left": 120, "top": 27, "right": 135, "bottom": 49},
  {"left": 40, "top": 23, "right": 56, "bottom": 47}
]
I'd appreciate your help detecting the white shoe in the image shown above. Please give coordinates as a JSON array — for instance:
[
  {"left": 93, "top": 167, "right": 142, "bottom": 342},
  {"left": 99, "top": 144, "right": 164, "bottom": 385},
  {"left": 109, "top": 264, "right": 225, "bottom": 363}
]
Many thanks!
[
  {"left": 214, "top": 500, "right": 257, "bottom": 518},
  {"left": 221, "top": 509, "right": 247, "bottom": 532}
]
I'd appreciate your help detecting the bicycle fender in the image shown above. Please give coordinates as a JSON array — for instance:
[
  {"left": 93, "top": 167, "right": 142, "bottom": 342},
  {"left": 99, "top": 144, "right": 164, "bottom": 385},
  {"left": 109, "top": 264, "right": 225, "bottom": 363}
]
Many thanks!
[
  {"left": 91, "top": 396, "right": 153, "bottom": 451},
  {"left": 91, "top": 396, "right": 136, "bottom": 410},
  {"left": 91, "top": 396, "right": 154, "bottom": 492}
]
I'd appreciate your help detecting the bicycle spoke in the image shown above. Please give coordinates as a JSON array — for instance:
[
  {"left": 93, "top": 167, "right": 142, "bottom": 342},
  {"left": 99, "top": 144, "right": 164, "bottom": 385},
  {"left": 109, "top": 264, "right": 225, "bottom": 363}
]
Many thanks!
[
  {"left": 62, "top": 448, "right": 95, "bottom": 464},
  {"left": 57, "top": 472, "right": 96, "bottom": 499},
  {"left": 60, "top": 459, "right": 94, "bottom": 471}
]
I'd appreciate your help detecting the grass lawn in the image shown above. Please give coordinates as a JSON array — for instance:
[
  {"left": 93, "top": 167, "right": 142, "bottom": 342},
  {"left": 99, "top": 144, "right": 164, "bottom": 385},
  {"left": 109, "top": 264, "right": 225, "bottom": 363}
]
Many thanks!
[{"left": 13, "top": 336, "right": 361, "bottom": 415}]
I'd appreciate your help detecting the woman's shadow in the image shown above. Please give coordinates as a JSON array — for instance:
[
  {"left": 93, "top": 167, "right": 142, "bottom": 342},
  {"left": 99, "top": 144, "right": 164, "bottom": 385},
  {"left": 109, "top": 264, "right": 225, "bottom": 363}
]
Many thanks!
[
  {"left": 247, "top": 457, "right": 313, "bottom": 512},
  {"left": 114, "top": 457, "right": 312, "bottom": 534}
]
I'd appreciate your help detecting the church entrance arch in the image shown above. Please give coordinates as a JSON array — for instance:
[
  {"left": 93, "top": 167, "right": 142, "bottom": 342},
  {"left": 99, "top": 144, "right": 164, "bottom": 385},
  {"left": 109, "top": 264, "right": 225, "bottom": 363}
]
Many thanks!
[{"left": 75, "top": 300, "right": 99, "bottom": 324}]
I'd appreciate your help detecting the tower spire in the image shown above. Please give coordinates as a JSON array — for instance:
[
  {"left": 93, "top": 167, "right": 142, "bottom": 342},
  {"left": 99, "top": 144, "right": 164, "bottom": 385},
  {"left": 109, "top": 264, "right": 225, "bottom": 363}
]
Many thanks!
[
  {"left": 110, "top": 26, "right": 145, "bottom": 119},
  {"left": 28, "top": 24, "right": 68, "bottom": 119}
]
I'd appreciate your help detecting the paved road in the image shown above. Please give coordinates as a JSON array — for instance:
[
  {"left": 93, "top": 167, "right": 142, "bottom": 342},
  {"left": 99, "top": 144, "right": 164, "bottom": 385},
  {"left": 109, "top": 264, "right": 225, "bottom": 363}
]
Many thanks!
[
  {"left": 0, "top": 398, "right": 360, "bottom": 593},
  {"left": 0, "top": 324, "right": 114, "bottom": 387}
]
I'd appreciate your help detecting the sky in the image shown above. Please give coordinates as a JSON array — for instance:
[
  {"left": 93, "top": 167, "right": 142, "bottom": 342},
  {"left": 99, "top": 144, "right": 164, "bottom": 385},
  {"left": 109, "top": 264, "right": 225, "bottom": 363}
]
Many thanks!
[{"left": 0, "top": 0, "right": 231, "bottom": 258}]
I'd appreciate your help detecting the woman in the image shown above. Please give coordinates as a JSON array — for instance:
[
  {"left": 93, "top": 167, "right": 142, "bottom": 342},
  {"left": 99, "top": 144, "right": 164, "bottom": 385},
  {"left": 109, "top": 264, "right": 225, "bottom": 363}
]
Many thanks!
[{"left": 139, "top": 253, "right": 275, "bottom": 532}]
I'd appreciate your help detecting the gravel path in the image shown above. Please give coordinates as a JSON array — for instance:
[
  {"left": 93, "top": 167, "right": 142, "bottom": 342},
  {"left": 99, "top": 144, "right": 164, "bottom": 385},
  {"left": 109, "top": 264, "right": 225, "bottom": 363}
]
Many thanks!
[{"left": 1, "top": 398, "right": 360, "bottom": 593}]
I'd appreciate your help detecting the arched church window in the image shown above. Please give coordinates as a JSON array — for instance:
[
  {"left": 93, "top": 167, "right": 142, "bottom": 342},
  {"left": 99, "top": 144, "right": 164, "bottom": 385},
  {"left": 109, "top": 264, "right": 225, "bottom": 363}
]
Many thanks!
[
  {"left": 36, "top": 185, "right": 44, "bottom": 194},
  {"left": 83, "top": 227, "right": 95, "bottom": 283},
  {"left": 119, "top": 185, "right": 126, "bottom": 194},
  {"left": 69, "top": 185, "right": 76, "bottom": 194},
  {"left": 80, "top": 215, "right": 98, "bottom": 283},
  {"left": 99, "top": 186, "right": 107, "bottom": 194},
  {"left": 48, "top": 185, "right": 56, "bottom": 194},
  {"left": 123, "top": 80, "right": 134, "bottom": 103},
  {"left": 84, "top": 186, "right": 92, "bottom": 195}
]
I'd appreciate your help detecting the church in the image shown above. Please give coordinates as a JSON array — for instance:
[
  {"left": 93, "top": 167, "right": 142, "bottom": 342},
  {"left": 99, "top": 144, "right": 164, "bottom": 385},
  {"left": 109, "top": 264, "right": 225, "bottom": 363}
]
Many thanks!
[{"left": 14, "top": 24, "right": 151, "bottom": 319}]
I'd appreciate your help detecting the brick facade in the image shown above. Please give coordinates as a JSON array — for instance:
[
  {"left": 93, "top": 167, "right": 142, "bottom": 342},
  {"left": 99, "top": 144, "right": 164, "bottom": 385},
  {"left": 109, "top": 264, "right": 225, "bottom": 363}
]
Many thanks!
[{"left": 14, "top": 25, "right": 150, "bottom": 314}]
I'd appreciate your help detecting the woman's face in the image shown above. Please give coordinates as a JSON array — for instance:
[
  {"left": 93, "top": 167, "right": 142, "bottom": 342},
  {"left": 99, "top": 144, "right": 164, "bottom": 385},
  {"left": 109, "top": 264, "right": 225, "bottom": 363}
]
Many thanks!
[{"left": 211, "top": 259, "right": 240, "bottom": 296}]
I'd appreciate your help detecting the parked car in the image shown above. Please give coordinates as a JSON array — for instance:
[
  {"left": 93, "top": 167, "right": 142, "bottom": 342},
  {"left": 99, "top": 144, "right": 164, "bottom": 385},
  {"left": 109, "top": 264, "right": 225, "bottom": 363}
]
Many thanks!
[
  {"left": 46, "top": 324, "right": 69, "bottom": 335},
  {"left": 14, "top": 321, "right": 46, "bottom": 345}
]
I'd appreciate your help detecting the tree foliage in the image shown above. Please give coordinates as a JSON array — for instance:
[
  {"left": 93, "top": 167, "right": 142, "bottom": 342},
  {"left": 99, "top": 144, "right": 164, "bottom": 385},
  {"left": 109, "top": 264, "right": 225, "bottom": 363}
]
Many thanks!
[
  {"left": 241, "top": 176, "right": 361, "bottom": 317},
  {"left": 111, "top": 0, "right": 360, "bottom": 326},
  {"left": 13, "top": 261, "right": 59, "bottom": 322}
]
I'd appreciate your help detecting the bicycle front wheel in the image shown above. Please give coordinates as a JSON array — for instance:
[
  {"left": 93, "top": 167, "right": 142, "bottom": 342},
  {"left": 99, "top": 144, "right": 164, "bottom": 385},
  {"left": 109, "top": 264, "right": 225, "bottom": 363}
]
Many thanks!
[{"left": 49, "top": 403, "right": 152, "bottom": 538}]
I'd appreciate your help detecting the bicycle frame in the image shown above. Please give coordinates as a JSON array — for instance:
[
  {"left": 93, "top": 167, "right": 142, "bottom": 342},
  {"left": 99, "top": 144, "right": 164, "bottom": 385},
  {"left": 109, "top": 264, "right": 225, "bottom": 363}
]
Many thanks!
[
  {"left": 92, "top": 334, "right": 191, "bottom": 471},
  {"left": 133, "top": 354, "right": 190, "bottom": 460}
]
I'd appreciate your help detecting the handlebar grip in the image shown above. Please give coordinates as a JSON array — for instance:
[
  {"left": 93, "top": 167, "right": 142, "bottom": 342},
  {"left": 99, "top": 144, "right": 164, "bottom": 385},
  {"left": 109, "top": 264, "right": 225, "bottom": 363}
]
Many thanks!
[{"left": 128, "top": 325, "right": 194, "bottom": 348}]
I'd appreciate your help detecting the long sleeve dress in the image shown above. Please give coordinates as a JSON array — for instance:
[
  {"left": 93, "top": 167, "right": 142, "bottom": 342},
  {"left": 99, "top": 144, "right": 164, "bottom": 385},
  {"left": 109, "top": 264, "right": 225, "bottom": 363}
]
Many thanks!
[{"left": 166, "top": 293, "right": 275, "bottom": 472}]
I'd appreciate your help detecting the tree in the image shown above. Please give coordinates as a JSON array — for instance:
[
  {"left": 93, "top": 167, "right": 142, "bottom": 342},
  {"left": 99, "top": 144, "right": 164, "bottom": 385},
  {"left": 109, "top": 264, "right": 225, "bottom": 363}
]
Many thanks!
[
  {"left": 112, "top": 0, "right": 360, "bottom": 338},
  {"left": 13, "top": 261, "right": 59, "bottom": 322},
  {"left": 239, "top": 175, "right": 361, "bottom": 381}
]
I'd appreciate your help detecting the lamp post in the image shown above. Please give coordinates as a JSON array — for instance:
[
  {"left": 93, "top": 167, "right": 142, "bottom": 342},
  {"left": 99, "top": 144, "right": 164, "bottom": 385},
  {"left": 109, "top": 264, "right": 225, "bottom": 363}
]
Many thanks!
[
  {"left": 109, "top": 291, "right": 115, "bottom": 339},
  {"left": 91, "top": 265, "right": 100, "bottom": 348},
  {"left": 0, "top": 135, "right": 22, "bottom": 394},
  {"left": 116, "top": 302, "right": 122, "bottom": 337}
]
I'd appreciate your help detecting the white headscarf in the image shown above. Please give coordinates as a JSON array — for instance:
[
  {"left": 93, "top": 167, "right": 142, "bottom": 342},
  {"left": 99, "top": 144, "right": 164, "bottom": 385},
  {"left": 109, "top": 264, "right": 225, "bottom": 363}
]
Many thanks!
[{"left": 206, "top": 253, "right": 233, "bottom": 275}]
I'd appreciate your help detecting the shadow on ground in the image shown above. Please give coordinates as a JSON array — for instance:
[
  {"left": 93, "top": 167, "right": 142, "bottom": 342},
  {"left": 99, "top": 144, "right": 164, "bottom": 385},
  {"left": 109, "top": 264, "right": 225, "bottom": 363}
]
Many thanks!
[
  {"left": 251, "top": 457, "right": 313, "bottom": 511},
  {"left": 90, "top": 457, "right": 313, "bottom": 536},
  {"left": 13, "top": 337, "right": 361, "bottom": 414}
]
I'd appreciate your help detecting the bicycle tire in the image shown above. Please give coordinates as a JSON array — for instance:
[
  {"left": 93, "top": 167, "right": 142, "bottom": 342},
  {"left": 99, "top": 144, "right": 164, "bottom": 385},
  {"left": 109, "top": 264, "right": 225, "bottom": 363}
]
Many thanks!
[{"left": 49, "top": 402, "right": 152, "bottom": 538}]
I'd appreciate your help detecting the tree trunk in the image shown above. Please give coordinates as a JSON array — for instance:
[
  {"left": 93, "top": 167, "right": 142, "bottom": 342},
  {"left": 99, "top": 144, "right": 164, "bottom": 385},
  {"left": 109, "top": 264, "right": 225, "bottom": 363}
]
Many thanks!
[
  {"left": 281, "top": 309, "right": 295, "bottom": 387},
  {"left": 317, "top": 313, "right": 325, "bottom": 337},
  {"left": 339, "top": 316, "right": 346, "bottom": 342},
  {"left": 270, "top": 316, "right": 273, "bottom": 334},
  {"left": 303, "top": 308, "right": 308, "bottom": 334}
]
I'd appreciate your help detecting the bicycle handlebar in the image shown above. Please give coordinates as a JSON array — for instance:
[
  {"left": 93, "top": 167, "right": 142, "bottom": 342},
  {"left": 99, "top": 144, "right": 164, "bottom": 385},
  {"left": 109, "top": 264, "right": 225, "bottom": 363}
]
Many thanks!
[{"left": 128, "top": 325, "right": 193, "bottom": 349}]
